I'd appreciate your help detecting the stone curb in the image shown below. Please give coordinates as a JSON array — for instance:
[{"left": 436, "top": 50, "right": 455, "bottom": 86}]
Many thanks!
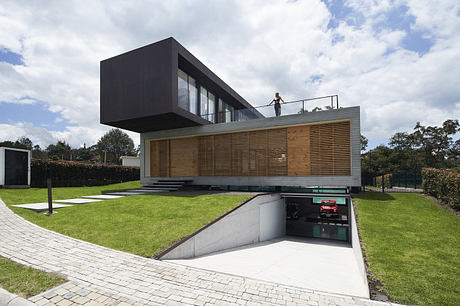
[{"left": 0, "top": 288, "right": 36, "bottom": 306}]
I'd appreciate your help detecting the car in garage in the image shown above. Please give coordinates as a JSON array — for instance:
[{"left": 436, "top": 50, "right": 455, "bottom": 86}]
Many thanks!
[{"left": 319, "top": 199, "right": 338, "bottom": 218}]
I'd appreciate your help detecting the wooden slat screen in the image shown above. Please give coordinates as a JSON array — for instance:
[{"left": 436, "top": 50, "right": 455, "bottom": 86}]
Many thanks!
[
  {"left": 332, "top": 121, "right": 351, "bottom": 176},
  {"left": 150, "top": 121, "right": 351, "bottom": 178},
  {"left": 268, "top": 129, "right": 287, "bottom": 176},
  {"left": 170, "top": 138, "right": 199, "bottom": 177},
  {"left": 310, "top": 121, "right": 350, "bottom": 176},
  {"left": 231, "top": 132, "right": 249, "bottom": 175},
  {"left": 158, "top": 140, "right": 170, "bottom": 177},
  {"left": 199, "top": 136, "right": 214, "bottom": 176},
  {"left": 214, "top": 134, "right": 232, "bottom": 176},
  {"left": 249, "top": 130, "right": 267, "bottom": 176},
  {"left": 150, "top": 141, "right": 159, "bottom": 177},
  {"left": 287, "top": 125, "right": 311, "bottom": 176}
]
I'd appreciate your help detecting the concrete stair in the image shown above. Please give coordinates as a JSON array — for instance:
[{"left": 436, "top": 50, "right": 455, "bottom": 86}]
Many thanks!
[{"left": 141, "top": 179, "right": 193, "bottom": 192}]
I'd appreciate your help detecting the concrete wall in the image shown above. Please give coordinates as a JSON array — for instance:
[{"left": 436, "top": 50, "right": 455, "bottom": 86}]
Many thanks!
[
  {"left": 141, "top": 106, "right": 361, "bottom": 187},
  {"left": 160, "top": 194, "right": 285, "bottom": 260},
  {"left": 350, "top": 201, "right": 369, "bottom": 297},
  {"left": 121, "top": 156, "right": 140, "bottom": 167}
]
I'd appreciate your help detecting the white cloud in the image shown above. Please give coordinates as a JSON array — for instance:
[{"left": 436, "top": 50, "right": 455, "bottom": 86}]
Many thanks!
[{"left": 0, "top": 0, "right": 459, "bottom": 149}]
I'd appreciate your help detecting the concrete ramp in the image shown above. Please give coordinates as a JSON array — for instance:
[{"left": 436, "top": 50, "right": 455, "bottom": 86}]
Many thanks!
[{"left": 159, "top": 193, "right": 285, "bottom": 260}]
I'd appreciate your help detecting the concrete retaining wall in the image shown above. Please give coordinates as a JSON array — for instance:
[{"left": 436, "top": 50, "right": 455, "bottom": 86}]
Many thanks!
[
  {"left": 160, "top": 194, "right": 285, "bottom": 260},
  {"left": 350, "top": 201, "right": 369, "bottom": 297}
]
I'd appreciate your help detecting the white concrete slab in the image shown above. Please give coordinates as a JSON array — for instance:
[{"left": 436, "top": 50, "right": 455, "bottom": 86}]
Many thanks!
[
  {"left": 81, "top": 195, "right": 125, "bottom": 199},
  {"left": 12, "top": 203, "right": 73, "bottom": 212},
  {"left": 166, "top": 237, "right": 369, "bottom": 298},
  {"left": 105, "top": 192, "right": 147, "bottom": 196},
  {"left": 53, "top": 198, "right": 103, "bottom": 204}
]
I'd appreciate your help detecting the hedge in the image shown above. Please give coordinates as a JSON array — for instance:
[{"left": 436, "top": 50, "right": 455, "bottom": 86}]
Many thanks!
[
  {"left": 422, "top": 168, "right": 460, "bottom": 210},
  {"left": 375, "top": 174, "right": 392, "bottom": 188},
  {"left": 31, "top": 159, "right": 140, "bottom": 188}
]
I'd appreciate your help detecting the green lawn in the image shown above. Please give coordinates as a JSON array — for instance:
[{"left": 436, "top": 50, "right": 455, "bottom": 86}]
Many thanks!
[
  {"left": 0, "top": 180, "right": 142, "bottom": 205},
  {"left": 0, "top": 257, "right": 66, "bottom": 298},
  {"left": 354, "top": 193, "right": 460, "bottom": 306},
  {"left": 0, "top": 183, "right": 251, "bottom": 257}
]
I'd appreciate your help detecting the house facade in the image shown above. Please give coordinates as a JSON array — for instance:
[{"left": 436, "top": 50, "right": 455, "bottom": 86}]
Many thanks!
[{"left": 101, "top": 37, "right": 361, "bottom": 190}]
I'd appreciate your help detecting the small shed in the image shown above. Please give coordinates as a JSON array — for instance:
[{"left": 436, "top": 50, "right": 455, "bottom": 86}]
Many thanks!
[
  {"left": 0, "top": 147, "right": 31, "bottom": 187},
  {"left": 121, "top": 156, "right": 140, "bottom": 167}
]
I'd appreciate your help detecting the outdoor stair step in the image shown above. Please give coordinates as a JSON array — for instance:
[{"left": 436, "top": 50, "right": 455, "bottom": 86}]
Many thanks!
[{"left": 142, "top": 185, "right": 182, "bottom": 189}]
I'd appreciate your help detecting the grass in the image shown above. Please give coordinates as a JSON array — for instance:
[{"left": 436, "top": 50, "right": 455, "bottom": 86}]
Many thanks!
[
  {"left": 0, "top": 180, "right": 142, "bottom": 205},
  {"left": 0, "top": 182, "right": 252, "bottom": 257},
  {"left": 354, "top": 193, "right": 460, "bottom": 306},
  {"left": 0, "top": 257, "right": 66, "bottom": 298}
]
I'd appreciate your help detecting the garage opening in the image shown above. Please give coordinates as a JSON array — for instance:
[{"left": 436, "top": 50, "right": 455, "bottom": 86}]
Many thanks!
[{"left": 283, "top": 191, "right": 351, "bottom": 243}]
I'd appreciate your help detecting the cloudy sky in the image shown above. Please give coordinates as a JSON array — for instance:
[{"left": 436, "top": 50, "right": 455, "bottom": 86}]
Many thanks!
[{"left": 1, "top": 0, "right": 459, "bottom": 150}]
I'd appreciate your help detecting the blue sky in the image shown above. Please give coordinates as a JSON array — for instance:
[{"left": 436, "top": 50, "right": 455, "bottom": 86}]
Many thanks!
[{"left": 0, "top": 0, "right": 459, "bottom": 149}]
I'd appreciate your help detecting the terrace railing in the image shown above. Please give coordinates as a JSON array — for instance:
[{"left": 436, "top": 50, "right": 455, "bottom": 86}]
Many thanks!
[{"left": 202, "top": 95, "right": 339, "bottom": 123}]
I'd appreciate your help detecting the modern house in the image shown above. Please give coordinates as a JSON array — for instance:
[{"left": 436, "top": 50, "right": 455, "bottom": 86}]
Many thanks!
[
  {"left": 100, "top": 37, "right": 361, "bottom": 245},
  {"left": 101, "top": 37, "right": 361, "bottom": 191}
]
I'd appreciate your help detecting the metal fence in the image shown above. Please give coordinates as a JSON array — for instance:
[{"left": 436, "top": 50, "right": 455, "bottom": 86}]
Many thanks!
[{"left": 362, "top": 169, "right": 423, "bottom": 193}]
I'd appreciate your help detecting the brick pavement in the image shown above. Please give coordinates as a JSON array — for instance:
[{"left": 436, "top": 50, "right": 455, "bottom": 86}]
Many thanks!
[{"left": 0, "top": 199, "right": 400, "bottom": 305}]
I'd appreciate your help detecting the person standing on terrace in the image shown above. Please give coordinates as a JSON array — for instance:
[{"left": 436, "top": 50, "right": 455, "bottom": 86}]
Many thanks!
[{"left": 268, "top": 92, "right": 285, "bottom": 117}]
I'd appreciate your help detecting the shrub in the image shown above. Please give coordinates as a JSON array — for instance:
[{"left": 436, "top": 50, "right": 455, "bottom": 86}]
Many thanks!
[
  {"left": 375, "top": 174, "right": 392, "bottom": 188},
  {"left": 422, "top": 168, "right": 460, "bottom": 210},
  {"left": 31, "top": 159, "right": 139, "bottom": 188}
]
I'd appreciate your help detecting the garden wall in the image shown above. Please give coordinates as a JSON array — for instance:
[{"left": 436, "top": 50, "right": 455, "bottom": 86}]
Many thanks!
[
  {"left": 159, "top": 193, "right": 285, "bottom": 260},
  {"left": 31, "top": 159, "right": 139, "bottom": 187},
  {"left": 422, "top": 168, "right": 460, "bottom": 210}
]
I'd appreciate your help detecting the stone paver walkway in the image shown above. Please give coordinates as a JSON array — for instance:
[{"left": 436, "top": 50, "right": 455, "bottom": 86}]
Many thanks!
[{"left": 0, "top": 199, "right": 399, "bottom": 305}]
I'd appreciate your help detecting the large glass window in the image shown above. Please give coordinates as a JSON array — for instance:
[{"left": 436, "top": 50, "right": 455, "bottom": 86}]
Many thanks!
[
  {"left": 208, "top": 92, "right": 216, "bottom": 123},
  {"left": 200, "top": 87, "right": 208, "bottom": 120},
  {"left": 225, "top": 104, "right": 234, "bottom": 122},
  {"left": 178, "top": 69, "right": 189, "bottom": 111},
  {"left": 189, "top": 76, "right": 198, "bottom": 115}
]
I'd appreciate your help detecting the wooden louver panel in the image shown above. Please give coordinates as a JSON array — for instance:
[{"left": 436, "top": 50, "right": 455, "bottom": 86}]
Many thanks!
[
  {"left": 231, "top": 132, "right": 249, "bottom": 175},
  {"left": 150, "top": 140, "right": 160, "bottom": 177},
  {"left": 249, "top": 130, "right": 267, "bottom": 176},
  {"left": 149, "top": 139, "right": 170, "bottom": 177},
  {"left": 268, "top": 129, "right": 287, "bottom": 176},
  {"left": 214, "top": 134, "right": 232, "bottom": 176},
  {"left": 170, "top": 137, "right": 199, "bottom": 177},
  {"left": 310, "top": 121, "right": 350, "bottom": 176},
  {"left": 158, "top": 140, "right": 170, "bottom": 177},
  {"left": 332, "top": 121, "right": 351, "bottom": 176},
  {"left": 287, "top": 125, "right": 311, "bottom": 176},
  {"left": 199, "top": 136, "right": 214, "bottom": 176}
]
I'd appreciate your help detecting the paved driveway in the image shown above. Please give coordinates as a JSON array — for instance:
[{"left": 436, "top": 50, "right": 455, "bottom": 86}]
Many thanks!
[
  {"left": 0, "top": 200, "right": 396, "bottom": 305},
  {"left": 167, "top": 237, "right": 369, "bottom": 298}
]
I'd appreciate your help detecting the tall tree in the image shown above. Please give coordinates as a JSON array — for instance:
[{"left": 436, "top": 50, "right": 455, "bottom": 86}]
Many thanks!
[
  {"left": 96, "top": 129, "right": 136, "bottom": 164},
  {"left": 412, "top": 119, "right": 460, "bottom": 168},
  {"left": 46, "top": 141, "right": 72, "bottom": 160},
  {"left": 360, "top": 135, "right": 368, "bottom": 152}
]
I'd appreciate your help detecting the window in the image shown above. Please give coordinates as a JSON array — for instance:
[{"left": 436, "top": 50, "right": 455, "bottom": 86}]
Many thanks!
[
  {"left": 225, "top": 104, "right": 233, "bottom": 122},
  {"left": 200, "top": 87, "right": 208, "bottom": 120},
  {"left": 189, "top": 76, "right": 198, "bottom": 115},
  {"left": 178, "top": 69, "right": 198, "bottom": 115},
  {"left": 178, "top": 69, "right": 188, "bottom": 111},
  {"left": 208, "top": 92, "right": 216, "bottom": 123}
]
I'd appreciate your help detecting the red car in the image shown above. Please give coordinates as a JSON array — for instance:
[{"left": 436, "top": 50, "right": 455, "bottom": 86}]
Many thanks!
[{"left": 319, "top": 199, "right": 338, "bottom": 218}]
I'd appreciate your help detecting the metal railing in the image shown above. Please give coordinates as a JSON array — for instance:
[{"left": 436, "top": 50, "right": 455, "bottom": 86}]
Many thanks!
[{"left": 201, "top": 95, "right": 339, "bottom": 123}]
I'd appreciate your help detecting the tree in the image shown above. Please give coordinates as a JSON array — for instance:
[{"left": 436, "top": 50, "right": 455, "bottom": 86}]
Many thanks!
[
  {"left": 360, "top": 135, "right": 368, "bottom": 152},
  {"left": 32, "top": 144, "right": 48, "bottom": 160},
  {"left": 96, "top": 129, "right": 136, "bottom": 164},
  {"left": 46, "top": 141, "right": 72, "bottom": 160},
  {"left": 412, "top": 119, "right": 460, "bottom": 168},
  {"left": 15, "top": 137, "right": 33, "bottom": 150}
]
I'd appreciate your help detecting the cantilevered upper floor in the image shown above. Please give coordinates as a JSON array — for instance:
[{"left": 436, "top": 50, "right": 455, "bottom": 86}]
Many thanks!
[{"left": 100, "top": 37, "right": 261, "bottom": 132}]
